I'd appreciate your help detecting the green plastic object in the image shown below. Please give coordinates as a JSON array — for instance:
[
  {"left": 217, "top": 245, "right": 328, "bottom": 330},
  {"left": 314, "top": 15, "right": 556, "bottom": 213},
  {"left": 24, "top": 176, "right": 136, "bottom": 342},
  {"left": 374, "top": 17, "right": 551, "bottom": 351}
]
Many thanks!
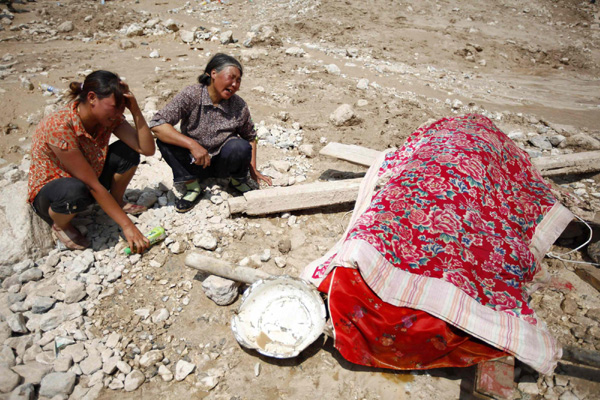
[{"left": 124, "top": 226, "right": 166, "bottom": 255}]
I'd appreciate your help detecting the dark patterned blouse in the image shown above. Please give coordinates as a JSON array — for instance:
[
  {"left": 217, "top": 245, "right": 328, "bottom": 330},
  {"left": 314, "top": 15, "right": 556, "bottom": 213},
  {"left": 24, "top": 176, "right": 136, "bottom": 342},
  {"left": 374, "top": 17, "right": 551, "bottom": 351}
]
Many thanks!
[{"left": 149, "top": 84, "right": 256, "bottom": 156}]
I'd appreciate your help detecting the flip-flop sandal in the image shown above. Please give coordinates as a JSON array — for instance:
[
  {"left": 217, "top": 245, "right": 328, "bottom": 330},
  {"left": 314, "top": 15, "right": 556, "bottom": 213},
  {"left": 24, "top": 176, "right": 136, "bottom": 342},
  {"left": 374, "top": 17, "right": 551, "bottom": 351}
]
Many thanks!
[
  {"left": 230, "top": 178, "right": 253, "bottom": 193},
  {"left": 52, "top": 224, "right": 90, "bottom": 250},
  {"left": 122, "top": 203, "right": 147, "bottom": 215}
]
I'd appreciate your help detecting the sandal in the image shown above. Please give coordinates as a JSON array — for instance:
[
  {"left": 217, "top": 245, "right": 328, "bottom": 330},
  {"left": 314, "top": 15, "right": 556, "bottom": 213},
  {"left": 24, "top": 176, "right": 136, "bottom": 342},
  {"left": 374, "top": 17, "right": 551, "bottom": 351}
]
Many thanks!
[
  {"left": 52, "top": 224, "right": 90, "bottom": 250},
  {"left": 229, "top": 177, "right": 253, "bottom": 193},
  {"left": 122, "top": 203, "right": 147, "bottom": 215}
]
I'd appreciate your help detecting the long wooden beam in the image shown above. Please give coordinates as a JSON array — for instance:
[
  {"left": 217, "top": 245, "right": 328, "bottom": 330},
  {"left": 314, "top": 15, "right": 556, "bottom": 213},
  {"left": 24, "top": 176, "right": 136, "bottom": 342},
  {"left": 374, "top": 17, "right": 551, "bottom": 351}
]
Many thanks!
[
  {"left": 228, "top": 178, "right": 362, "bottom": 216},
  {"left": 319, "top": 142, "right": 600, "bottom": 177}
]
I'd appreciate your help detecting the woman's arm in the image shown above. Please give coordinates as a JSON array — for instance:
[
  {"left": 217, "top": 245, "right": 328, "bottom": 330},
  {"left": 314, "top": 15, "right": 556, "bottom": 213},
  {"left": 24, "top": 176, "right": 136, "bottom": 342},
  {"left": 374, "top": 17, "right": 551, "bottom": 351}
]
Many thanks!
[
  {"left": 50, "top": 145, "right": 150, "bottom": 253},
  {"left": 249, "top": 140, "right": 272, "bottom": 186},
  {"left": 112, "top": 86, "right": 155, "bottom": 156}
]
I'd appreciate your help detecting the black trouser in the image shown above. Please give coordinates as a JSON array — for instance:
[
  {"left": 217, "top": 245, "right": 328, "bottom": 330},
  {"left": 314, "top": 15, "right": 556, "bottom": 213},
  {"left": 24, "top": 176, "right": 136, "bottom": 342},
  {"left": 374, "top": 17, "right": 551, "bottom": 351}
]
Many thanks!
[
  {"left": 156, "top": 137, "right": 252, "bottom": 183},
  {"left": 32, "top": 141, "right": 140, "bottom": 225}
]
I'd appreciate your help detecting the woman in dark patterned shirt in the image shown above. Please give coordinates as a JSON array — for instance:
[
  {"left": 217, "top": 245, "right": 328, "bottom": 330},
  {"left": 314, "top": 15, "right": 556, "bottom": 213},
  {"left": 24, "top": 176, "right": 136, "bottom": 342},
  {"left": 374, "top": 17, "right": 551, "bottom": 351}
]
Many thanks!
[{"left": 150, "top": 53, "right": 272, "bottom": 213}]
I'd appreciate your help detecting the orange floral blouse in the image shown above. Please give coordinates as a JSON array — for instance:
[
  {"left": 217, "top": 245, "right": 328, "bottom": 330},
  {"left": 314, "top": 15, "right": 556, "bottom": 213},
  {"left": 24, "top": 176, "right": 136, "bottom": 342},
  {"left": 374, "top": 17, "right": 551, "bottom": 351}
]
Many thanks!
[{"left": 27, "top": 101, "right": 125, "bottom": 203}]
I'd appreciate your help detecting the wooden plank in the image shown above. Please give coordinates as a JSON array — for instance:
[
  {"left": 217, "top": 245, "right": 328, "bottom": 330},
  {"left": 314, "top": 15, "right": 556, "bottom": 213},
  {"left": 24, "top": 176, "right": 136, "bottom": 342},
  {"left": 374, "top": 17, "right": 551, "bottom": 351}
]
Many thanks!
[
  {"left": 319, "top": 142, "right": 383, "bottom": 167},
  {"left": 320, "top": 142, "right": 600, "bottom": 177},
  {"left": 532, "top": 151, "right": 600, "bottom": 177},
  {"left": 574, "top": 264, "right": 600, "bottom": 293},
  {"left": 562, "top": 345, "right": 600, "bottom": 369},
  {"left": 228, "top": 178, "right": 363, "bottom": 216}
]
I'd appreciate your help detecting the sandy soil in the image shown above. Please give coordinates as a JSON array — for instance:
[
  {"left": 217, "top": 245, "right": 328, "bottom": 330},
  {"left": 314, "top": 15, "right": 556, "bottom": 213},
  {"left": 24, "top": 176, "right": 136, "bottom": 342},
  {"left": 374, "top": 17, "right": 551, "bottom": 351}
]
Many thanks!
[{"left": 1, "top": 0, "right": 600, "bottom": 399}]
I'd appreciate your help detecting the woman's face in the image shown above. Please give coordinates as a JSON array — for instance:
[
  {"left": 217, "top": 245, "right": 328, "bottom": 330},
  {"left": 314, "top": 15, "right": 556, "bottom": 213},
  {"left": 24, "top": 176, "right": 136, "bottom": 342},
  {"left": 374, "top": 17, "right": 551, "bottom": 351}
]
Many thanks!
[
  {"left": 90, "top": 93, "right": 125, "bottom": 127},
  {"left": 210, "top": 66, "right": 242, "bottom": 102}
]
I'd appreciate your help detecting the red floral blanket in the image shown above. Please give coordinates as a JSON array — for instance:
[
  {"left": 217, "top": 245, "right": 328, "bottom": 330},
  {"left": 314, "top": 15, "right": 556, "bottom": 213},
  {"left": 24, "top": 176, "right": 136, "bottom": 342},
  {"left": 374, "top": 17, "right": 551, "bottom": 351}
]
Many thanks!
[{"left": 302, "top": 114, "right": 573, "bottom": 374}]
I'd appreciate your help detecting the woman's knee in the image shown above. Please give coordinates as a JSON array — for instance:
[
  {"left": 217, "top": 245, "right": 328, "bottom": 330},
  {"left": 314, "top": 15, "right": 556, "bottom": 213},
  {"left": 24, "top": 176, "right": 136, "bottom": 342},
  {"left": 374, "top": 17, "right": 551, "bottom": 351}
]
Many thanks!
[
  {"left": 222, "top": 139, "right": 251, "bottom": 161},
  {"left": 109, "top": 140, "right": 141, "bottom": 168},
  {"left": 38, "top": 178, "right": 94, "bottom": 215}
]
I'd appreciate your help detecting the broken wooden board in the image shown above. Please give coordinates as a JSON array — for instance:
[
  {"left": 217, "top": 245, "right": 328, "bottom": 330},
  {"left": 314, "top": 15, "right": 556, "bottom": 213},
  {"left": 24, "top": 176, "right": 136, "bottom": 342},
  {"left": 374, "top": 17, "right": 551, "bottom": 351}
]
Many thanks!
[
  {"left": 228, "top": 178, "right": 363, "bottom": 216},
  {"left": 320, "top": 142, "right": 600, "bottom": 177},
  {"left": 574, "top": 263, "right": 600, "bottom": 293},
  {"left": 473, "top": 356, "right": 515, "bottom": 400}
]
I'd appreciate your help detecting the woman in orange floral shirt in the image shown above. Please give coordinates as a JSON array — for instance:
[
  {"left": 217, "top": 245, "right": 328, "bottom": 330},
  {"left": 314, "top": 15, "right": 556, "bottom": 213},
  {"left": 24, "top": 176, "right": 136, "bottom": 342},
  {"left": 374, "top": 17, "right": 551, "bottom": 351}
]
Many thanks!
[{"left": 28, "top": 70, "right": 155, "bottom": 252}]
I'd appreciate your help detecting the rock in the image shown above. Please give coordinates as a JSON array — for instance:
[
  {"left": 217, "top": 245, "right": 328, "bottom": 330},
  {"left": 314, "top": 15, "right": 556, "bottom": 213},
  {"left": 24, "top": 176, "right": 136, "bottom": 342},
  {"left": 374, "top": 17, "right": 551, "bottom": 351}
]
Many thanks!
[
  {"left": 39, "top": 372, "right": 76, "bottom": 398},
  {"left": 549, "top": 134, "right": 566, "bottom": 147},
  {"left": 220, "top": 30, "right": 233, "bottom": 44},
  {"left": 119, "top": 40, "right": 136, "bottom": 50},
  {"left": 198, "top": 375, "right": 219, "bottom": 391},
  {"left": 124, "top": 370, "right": 145, "bottom": 391},
  {"left": 346, "top": 47, "right": 359, "bottom": 57},
  {"left": 587, "top": 240, "right": 600, "bottom": 264},
  {"left": 451, "top": 99, "right": 463, "bottom": 110},
  {"left": 357, "top": 78, "right": 369, "bottom": 90},
  {"left": 0, "top": 346, "right": 16, "bottom": 367},
  {"left": 151, "top": 308, "right": 169, "bottom": 323},
  {"left": 566, "top": 134, "right": 600, "bottom": 150},
  {"left": 61, "top": 343, "right": 86, "bottom": 364},
  {"left": 158, "top": 364, "right": 173, "bottom": 381},
  {"left": 180, "top": 30, "right": 195, "bottom": 43},
  {"left": 163, "top": 19, "right": 178, "bottom": 32},
  {"left": 528, "top": 136, "right": 553, "bottom": 150},
  {"left": 6, "top": 313, "right": 27, "bottom": 334},
  {"left": 298, "top": 144, "right": 315, "bottom": 158},
  {"left": 31, "top": 297, "right": 56, "bottom": 314},
  {"left": 518, "top": 381, "right": 539, "bottom": 395},
  {"left": 508, "top": 131, "right": 525, "bottom": 141},
  {"left": 57, "top": 21, "right": 74, "bottom": 33},
  {"left": 260, "top": 249, "right": 271, "bottom": 262},
  {"left": 8, "top": 383, "right": 35, "bottom": 400},
  {"left": 561, "top": 296, "right": 578, "bottom": 315},
  {"left": 116, "top": 360, "right": 131, "bottom": 375},
  {"left": 192, "top": 233, "right": 218, "bottom": 251},
  {"left": 102, "top": 356, "right": 119, "bottom": 374},
  {"left": 139, "top": 350, "right": 163, "bottom": 368},
  {"left": 271, "top": 160, "right": 291, "bottom": 173},
  {"left": 202, "top": 275, "right": 239, "bottom": 306},
  {"left": 53, "top": 355, "right": 73, "bottom": 372},
  {"left": 64, "top": 280, "right": 86, "bottom": 304},
  {"left": 285, "top": 47, "right": 305, "bottom": 57},
  {"left": 0, "top": 366, "right": 20, "bottom": 393},
  {"left": 126, "top": 23, "right": 144, "bottom": 37},
  {"left": 278, "top": 238, "right": 292, "bottom": 254},
  {"left": 39, "top": 303, "right": 83, "bottom": 331},
  {"left": 80, "top": 352, "right": 102, "bottom": 375},
  {"left": 105, "top": 332, "right": 121, "bottom": 349},
  {"left": 325, "top": 64, "right": 341, "bottom": 75},
  {"left": 175, "top": 360, "right": 195, "bottom": 381},
  {"left": 12, "top": 362, "right": 52, "bottom": 385},
  {"left": 18, "top": 268, "right": 42, "bottom": 283},
  {"left": 137, "top": 191, "right": 157, "bottom": 208},
  {"left": 274, "top": 256, "right": 286, "bottom": 268},
  {"left": 66, "top": 249, "right": 94, "bottom": 278},
  {"left": 330, "top": 104, "right": 360, "bottom": 126},
  {"left": 13, "top": 260, "right": 33, "bottom": 274}
]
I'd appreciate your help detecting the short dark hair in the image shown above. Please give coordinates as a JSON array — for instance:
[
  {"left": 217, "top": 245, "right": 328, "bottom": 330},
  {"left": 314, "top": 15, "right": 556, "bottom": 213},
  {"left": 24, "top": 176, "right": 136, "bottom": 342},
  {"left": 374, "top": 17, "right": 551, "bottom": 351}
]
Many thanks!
[
  {"left": 68, "top": 70, "right": 125, "bottom": 107},
  {"left": 198, "top": 53, "right": 243, "bottom": 85}
]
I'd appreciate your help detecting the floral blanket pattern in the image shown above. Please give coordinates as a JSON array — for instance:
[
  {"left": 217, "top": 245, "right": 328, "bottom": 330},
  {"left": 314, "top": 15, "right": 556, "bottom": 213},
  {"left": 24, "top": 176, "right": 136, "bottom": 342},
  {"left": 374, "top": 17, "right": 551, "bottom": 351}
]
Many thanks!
[{"left": 302, "top": 114, "right": 573, "bottom": 373}]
